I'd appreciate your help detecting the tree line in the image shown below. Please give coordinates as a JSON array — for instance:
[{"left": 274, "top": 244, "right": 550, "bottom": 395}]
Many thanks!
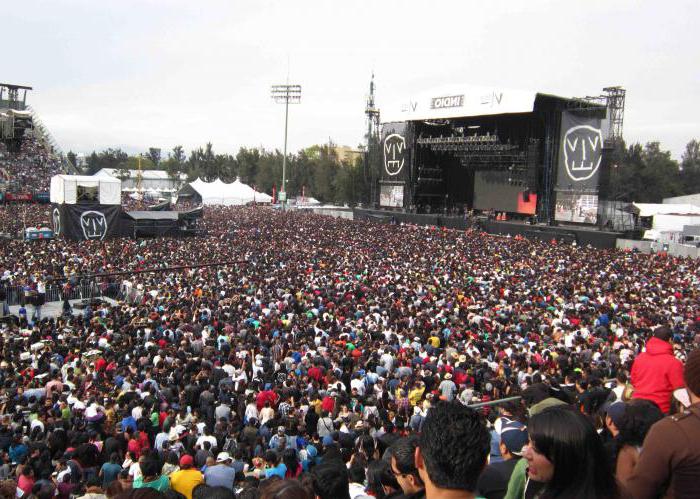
[
  {"left": 66, "top": 137, "right": 700, "bottom": 206},
  {"left": 600, "top": 139, "right": 700, "bottom": 202},
  {"left": 68, "top": 142, "right": 375, "bottom": 206}
]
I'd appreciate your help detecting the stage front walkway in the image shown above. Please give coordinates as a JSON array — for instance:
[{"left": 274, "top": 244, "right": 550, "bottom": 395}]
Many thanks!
[{"left": 8, "top": 297, "right": 120, "bottom": 320}]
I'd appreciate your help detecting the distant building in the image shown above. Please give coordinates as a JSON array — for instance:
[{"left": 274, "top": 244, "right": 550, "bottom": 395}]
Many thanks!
[
  {"left": 93, "top": 168, "right": 186, "bottom": 192},
  {"left": 332, "top": 145, "right": 363, "bottom": 164}
]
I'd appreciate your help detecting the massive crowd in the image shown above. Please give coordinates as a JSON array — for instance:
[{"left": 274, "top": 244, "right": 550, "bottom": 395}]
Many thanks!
[
  {"left": 0, "top": 205, "right": 698, "bottom": 499},
  {"left": 0, "top": 135, "right": 64, "bottom": 193}
]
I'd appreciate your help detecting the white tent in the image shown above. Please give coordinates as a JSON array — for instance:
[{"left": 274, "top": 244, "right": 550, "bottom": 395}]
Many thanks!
[
  {"left": 50, "top": 174, "right": 121, "bottom": 205},
  {"left": 177, "top": 178, "right": 271, "bottom": 205}
]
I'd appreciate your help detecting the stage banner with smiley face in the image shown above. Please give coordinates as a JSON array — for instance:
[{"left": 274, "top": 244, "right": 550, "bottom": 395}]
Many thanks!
[
  {"left": 555, "top": 111, "right": 604, "bottom": 193},
  {"left": 53, "top": 203, "right": 123, "bottom": 241},
  {"left": 381, "top": 122, "right": 410, "bottom": 182}
]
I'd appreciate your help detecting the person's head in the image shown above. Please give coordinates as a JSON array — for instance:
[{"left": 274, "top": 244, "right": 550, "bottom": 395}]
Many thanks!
[
  {"left": 389, "top": 436, "right": 423, "bottom": 495},
  {"left": 311, "top": 461, "right": 350, "bottom": 499},
  {"left": 415, "top": 402, "right": 490, "bottom": 494},
  {"left": 259, "top": 479, "right": 312, "bottom": 499},
  {"left": 179, "top": 454, "right": 194, "bottom": 469},
  {"left": 140, "top": 456, "right": 161, "bottom": 479},
  {"left": 348, "top": 464, "right": 365, "bottom": 485},
  {"left": 603, "top": 402, "right": 626, "bottom": 437},
  {"left": 282, "top": 448, "right": 299, "bottom": 473},
  {"left": 684, "top": 348, "right": 700, "bottom": 404},
  {"left": 617, "top": 399, "right": 662, "bottom": 448},
  {"left": 365, "top": 459, "right": 400, "bottom": 499},
  {"left": 192, "top": 485, "right": 237, "bottom": 499},
  {"left": 653, "top": 326, "right": 672, "bottom": 342},
  {"left": 523, "top": 405, "right": 618, "bottom": 498},
  {"left": 216, "top": 452, "right": 231, "bottom": 465},
  {"left": 499, "top": 421, "right": 529, "bottom": 460},
  {"left": 85, "top": 477, "right": 102, "bottom": 491},
  {"left": 263, "top": 450, "right": 279, "bottom": 467},
  {"left": 105, "top": 480, "right": 123, "bottom": 499}
]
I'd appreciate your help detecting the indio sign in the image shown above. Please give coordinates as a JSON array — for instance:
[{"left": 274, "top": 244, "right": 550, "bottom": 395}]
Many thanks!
[{"left": 430, "top": 95, "right": 464, "bottom": 109}]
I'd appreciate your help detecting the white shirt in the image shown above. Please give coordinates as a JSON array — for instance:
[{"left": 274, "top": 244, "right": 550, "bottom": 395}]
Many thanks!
[{"left": 196, "top": 434, "right": 218, "bottom": 450}]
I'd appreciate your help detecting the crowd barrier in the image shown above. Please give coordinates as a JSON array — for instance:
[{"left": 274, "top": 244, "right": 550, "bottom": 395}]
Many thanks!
[
  {"left": 4, "top": 281, "right": 122, "bottom": 306},
  {"left": 616, "top": 238, "right": 700, "bottom": 259}
]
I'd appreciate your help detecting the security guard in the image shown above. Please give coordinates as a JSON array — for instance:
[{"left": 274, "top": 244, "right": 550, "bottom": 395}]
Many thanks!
[{"left": 626, "top": 348, "right": 700, "bottom": 498}]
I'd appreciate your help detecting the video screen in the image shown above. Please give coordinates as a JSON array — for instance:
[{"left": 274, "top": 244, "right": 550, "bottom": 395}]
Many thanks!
[
  {"left": 473, "top": 172, "right": 536, "bottom": 214},
  {"left": 555, "top": 193, "right": 598, "bottom": 224},
  {"left": 379, "top": 184, "right": 404, "bottom": 207}
]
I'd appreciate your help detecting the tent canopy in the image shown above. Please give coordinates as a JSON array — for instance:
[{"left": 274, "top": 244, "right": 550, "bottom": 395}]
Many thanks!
[
  {"left": 177, "top": 177, "right": 272, "bottom": 205},
  {"left": 50, "top": 174, "right": 121, "bottom": 205}
]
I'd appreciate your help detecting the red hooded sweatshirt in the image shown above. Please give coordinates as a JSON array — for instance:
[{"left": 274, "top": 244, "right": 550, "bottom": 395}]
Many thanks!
[{"left": 631, "top": 337, "right": 684, "bottom": 413}]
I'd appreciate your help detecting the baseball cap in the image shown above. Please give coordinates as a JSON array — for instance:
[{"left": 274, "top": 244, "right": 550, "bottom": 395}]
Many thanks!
[
  {"left": 216, "top": 452, "right": 231, "bottom": 463},
  {"left": 604, "top": 401, "right": 626, "bottom": 427},
  {"left": 500, "top": 421, "right": 529, "bottom": 456},
  {"left": 179, "top": 454, "right": 194, "bottom": 467},
  {"left": 277, "top": 426, "right": 286, "bottom": 434}
]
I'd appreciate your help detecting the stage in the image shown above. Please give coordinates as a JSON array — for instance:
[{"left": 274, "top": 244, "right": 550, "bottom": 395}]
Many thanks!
[{"left": 353, "top": 208, "right": 622, "bottom": 248}]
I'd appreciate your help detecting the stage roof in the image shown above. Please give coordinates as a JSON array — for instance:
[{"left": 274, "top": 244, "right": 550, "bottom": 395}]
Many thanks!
[{"left": 381, "top": 85, "right": 579, "bottom": 123}]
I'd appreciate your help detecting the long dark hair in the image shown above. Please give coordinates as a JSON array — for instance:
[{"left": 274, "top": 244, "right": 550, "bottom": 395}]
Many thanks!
[
  {"left": 529, "top": 405, "right": 619, "bottom": 499},
  {"left": 282, "top": 448, "right": 300, "bottom": 478}
]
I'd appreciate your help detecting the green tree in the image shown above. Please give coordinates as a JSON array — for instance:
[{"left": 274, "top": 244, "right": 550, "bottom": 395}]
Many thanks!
[
  {"left": 614, "top": 142, "right": 681, "bottom": 202},
  {"left": 66, "top": 150, "right": 77, "bottom": 169},
  {"left": 163, "top": 145, "right": 186, "bottom": 179},
  {"left": 236, "top": 147, "right": 261, "bottom": 185},
  {"left": 312, "top": 145, "right": 339, "bottom": 202},
  {"left": 255, "top": 150, "right": 283, "bottom": 195},
  {"left": 172, "top": 145, "right": 186, "bottom": 164},
  {"left": 146, "top": 147, "right": 161, "bottom": 167},
  {"left": 84, "top": 148, "right": 129, "bottom": 175},
  {"left": 680, "top": 139, "right": 700, "bottom": 195}
]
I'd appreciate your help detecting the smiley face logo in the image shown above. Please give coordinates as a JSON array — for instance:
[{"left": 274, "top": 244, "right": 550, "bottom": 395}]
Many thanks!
[
  {"left": 384, "top": 134, "right": 406, "bottom": 176},
  {"left": 80, "top": 211, "right": 108, "bottom": 240},
  {"left": 563, "top": 125, "right": 603, "bottom": 181}
]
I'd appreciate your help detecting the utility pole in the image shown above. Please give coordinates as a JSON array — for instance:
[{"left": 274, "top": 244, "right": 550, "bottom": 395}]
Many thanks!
[{"left": 271, "top": 84, "right": 301, "bottom": 210}]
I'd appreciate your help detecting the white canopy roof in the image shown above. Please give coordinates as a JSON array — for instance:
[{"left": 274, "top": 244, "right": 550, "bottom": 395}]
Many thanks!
[
  {"left": 632, "top": 203, "right": 700, "bottom": 217},
  {"left": 50, "top": 174, "right": 121, "bottom": 205},
  {"left": 179, "top": 178, "right": 272, "bottom": 205},
  {"left": 95, "top": 168, "right": 187, "bottom": 181}
]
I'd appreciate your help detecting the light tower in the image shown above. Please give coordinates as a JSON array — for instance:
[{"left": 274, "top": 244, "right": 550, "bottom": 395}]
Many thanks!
[
  {"left": 364, "top": 73, "right": 380, "bottom": 205},
  {"left": 271, "top": 84, "right": 302, "bottom": 209}
]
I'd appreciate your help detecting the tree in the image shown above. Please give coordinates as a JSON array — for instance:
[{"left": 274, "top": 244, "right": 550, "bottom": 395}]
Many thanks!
[
  {"left": 163, "top": 145, "right": 186, "bottom": 178},
  {"left": 84, "top": 148, "right": 129, "bottom": 175},
  {"left": 312, "top": 145, "right": 339, "bottom": 202},
  {"left": 255, "top": 150, "right": 283, "bottom": 194},
  {"left": 613, "top": 142, "right": 681, "bottom": 203},
  {"left": 682, "top": 139, "right": 700, "bottom": 171},
  {"left": 146, "top": 147, "right": 161, "bottom": 167},
  {"left": 172, "top": 145, "right": 185, "bottom": 164},
  {"left": 236, "top": 147, "right": 261, "bottom": 185},
  {"left": 66, "top": 150, "right": 77, "bottom": 169},
  {"left": 679, "top": 139, "right": 700, "bottom": 195}
]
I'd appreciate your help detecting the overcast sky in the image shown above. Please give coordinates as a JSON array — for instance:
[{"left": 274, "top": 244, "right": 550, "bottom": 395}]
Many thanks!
[{"left": 6, "top": 0, "right": 699, "bottom": 159}]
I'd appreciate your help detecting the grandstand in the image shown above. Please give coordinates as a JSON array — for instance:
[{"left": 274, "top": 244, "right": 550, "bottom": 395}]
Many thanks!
[{"left": 0, "top": 83, "right": 75, "bottom": 199}]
